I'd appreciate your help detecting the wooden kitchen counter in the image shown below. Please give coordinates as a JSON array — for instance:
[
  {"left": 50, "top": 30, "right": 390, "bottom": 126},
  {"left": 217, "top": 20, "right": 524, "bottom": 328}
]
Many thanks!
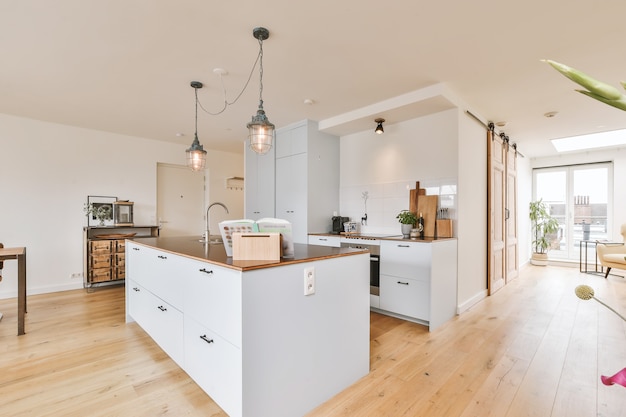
[{"left": 130, "top": 236, "right": 367, "bottom": 271}]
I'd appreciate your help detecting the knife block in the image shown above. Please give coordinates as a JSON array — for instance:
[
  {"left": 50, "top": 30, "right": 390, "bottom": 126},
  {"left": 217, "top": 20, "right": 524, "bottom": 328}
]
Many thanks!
[{"left": 436, "top": 219, "right": 453, "bottom": 238}]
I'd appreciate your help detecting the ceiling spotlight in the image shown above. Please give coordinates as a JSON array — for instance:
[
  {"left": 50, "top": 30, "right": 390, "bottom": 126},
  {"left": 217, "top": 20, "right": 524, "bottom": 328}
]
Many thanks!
[
  {"left": 544, "top": 111, "right": 558, "bottom": 118},
  {"left": 375, "top": 118, "right": 385, "bottom": 134}
]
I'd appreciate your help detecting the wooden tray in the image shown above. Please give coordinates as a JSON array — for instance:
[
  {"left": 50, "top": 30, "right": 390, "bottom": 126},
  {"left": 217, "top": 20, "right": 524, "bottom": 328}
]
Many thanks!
[{"left": 94, "top": 233, "right": 137, "bottom": 239}]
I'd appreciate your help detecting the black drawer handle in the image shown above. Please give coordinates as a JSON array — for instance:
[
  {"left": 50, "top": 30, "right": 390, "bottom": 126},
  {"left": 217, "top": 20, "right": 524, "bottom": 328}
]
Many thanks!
[
  {"left": 319, "top": 238, "right": 328, "bottom": 241},
  {"left": 132, "top": 247, "right": 140, "bottom": 251},
  {"left": 199, "top": 268, "right": 214, "bottom": 274},
  {"left": 200, "top": 334, "right": 214, "bottom": 344},
  {"left": 157, "top": 305, "right": 167, "bottom": 311},
  {"left": 397, "top": 244, "right": 410, "bottom": 248},
  {"left": 397, "top": 281, "right": 409, "bottom": 285},
  {"left": 157, "top": 255, "right": 167, "bottom": 259},
  {"left": 132, "top": 287, "right": 140, "bottom": 292}
]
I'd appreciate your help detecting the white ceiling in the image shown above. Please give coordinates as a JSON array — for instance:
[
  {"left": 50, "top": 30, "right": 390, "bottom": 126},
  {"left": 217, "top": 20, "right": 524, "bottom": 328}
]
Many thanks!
[{"left": 3, "top": 0, "right": 626, "bottom": 158}]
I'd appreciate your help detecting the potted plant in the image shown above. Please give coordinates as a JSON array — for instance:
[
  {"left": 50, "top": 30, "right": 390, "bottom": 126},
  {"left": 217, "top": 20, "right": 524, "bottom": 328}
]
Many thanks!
[
  {"left": 529, "top": 199, "right": 560, "bottom": 266},
  {"left": 396, "top": 210, "right": 418, "bottom": 238},
  {"left": 84, "top": 203, "right": 113, "bottom": 226}
]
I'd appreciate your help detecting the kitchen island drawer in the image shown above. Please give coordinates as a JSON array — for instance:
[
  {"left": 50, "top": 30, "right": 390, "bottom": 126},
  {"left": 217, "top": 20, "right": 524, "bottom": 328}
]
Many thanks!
[
  {"left": 127, "top": 279, "right": 184, "bottom": 367},
  {"left": 126, "top": 243, "right": 186, "bottom": 310},
  {"left": 184, "top": 316, "right": 242, "bottom": 417},
  {"left": 184, "top": 261, "right": 242, "bottom": 347}
]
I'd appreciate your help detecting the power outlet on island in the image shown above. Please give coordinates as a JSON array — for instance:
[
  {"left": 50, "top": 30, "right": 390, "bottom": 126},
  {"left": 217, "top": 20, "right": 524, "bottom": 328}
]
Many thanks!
[{"left": 304, "top": 266, "right": 315, "bottom": 296}]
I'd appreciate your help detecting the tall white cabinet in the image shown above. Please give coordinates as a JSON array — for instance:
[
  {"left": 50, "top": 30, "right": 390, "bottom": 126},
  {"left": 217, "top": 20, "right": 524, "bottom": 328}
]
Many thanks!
[
  {"left": 274, "top": 120, "right": 339, "bottom": 243},
  {"left": 244, "top": 142, "right": 275, "bottom": 221}
]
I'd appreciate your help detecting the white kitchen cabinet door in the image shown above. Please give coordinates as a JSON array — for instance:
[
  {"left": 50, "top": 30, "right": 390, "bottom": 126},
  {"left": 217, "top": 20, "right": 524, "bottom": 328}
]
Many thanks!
[
  {"left": 379, "top": 274, "right": 430, "bottom": 320},
  {"left": 380, "top": 240, "right": 431, "bottom": 280},
  {"left": 126, "top": 243, "right": 186, "bottom": 310},
  {"left": 308, "top": 235, "right": 341, "bottom": 247},
  {"left": 244, "top": 143, "right": 275, "bottom": 220},
  {"left": 127, "top": 279, "right": 184, "bottom": 367},
  {"left": 184, "top": 316, "right": 242, "bottom": 417},
  {"left": 275, "top": 122, "right": 307, "bottom": 159},
  {"left": 184, "top": 261, "right": 242, "bottom": 347},
  {"left": 275, "top": 153, "right": 307, "bottom": 242}
]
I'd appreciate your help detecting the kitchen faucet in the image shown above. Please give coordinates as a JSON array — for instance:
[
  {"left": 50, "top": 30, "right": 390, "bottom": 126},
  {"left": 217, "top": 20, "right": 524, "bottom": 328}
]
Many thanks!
[{"left": 204, "top": 202, "right": 229, "bottom": 242}]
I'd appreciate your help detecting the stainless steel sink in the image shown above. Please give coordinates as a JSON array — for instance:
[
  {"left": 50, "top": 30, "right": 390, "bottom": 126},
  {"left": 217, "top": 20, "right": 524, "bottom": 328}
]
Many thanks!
[{"left": 198, "top": 235, "right": 223, "bottom": 245}]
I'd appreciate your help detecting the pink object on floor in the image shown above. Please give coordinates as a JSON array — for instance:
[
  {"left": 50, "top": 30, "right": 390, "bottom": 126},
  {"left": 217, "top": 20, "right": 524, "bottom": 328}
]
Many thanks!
[{"left": 601, "top": 368, "right": 626, "bottom": 387}]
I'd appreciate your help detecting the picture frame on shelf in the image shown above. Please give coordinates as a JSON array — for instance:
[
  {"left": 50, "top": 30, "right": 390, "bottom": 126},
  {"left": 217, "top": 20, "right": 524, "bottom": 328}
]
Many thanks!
[{"left": 86, "top": 195, "right": 117, "bottom": 227}]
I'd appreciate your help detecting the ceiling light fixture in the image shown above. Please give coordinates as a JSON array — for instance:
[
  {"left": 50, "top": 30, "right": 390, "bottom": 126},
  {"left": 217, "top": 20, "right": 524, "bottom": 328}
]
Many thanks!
[
  {"left": 375, "top": 118, "right": 385, "bottom": 134},
  {"left": 247, "top": 27, "right": 275, "bottom": 155},
  {"left": 186, "top": 81, "right": 207, "bottom": 172}
]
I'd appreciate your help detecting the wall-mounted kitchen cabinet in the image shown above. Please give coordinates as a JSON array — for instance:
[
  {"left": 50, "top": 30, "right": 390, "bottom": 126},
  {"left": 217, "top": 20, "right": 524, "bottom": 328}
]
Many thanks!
[
  {"left": 244, "top": 142, "right": 275, "bottom": 221},
  {"left": 274, "top": 120, "right": 339, "bottom": 243}
]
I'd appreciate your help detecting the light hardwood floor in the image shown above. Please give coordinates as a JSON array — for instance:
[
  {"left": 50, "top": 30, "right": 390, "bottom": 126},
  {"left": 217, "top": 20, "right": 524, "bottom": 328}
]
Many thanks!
[{"left": 1, "top": 265, "right": 626, "bottom": 417}]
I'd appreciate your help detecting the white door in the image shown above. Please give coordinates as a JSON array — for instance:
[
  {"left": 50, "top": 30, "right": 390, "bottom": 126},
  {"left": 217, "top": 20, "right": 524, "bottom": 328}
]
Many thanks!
[{"left": 157, "top": 163, "right": 205, "bottom": 238}]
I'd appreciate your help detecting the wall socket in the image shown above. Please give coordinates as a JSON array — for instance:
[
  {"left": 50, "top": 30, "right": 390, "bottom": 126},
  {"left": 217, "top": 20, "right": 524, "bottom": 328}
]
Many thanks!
[
  {"left": 70, "top": 272, "right": 83, "bottom": 279},
  {"left": 304, "top": 267, "right": 315, "bottom": 296}
]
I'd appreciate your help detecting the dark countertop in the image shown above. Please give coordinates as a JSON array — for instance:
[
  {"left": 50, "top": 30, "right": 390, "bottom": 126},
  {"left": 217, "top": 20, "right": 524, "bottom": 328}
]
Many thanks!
[
  {"left": 308, "top": 232, "right": 456, "bottom": 243},
  {"left": 130, "top": 236, "right": 369, "bottom": 272}
]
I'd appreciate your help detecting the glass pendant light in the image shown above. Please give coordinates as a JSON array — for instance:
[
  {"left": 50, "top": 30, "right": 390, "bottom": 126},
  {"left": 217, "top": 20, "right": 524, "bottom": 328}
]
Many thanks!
[
  {"left": 186, "top": 81, "right": 207, "bottom": 171},
  {"left": 247, "top": 27, "right": 275, "bottom": 155}
]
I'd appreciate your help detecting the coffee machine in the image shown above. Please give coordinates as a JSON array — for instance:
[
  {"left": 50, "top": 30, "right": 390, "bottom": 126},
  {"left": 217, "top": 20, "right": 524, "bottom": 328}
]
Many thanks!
[{"left": 331, "top": 216, "right": 350, "bottom": 234}]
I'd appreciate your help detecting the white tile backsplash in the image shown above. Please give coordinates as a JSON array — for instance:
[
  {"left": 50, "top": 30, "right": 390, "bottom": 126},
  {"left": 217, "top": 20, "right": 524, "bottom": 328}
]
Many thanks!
[{"left": 340, "top": 178, "right": 457, "bottom": 235}]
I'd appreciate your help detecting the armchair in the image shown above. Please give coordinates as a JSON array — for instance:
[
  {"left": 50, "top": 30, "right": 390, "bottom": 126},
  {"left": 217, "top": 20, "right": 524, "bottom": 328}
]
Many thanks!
[{"left": 597, "top": 224, "right": 626, "bottom": 278}]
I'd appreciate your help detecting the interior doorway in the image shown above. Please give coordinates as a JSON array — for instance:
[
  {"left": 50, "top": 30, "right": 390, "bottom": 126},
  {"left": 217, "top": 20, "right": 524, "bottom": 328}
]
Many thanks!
[{"left": 157, "top": 163, "right": 205, "bottom": 238}]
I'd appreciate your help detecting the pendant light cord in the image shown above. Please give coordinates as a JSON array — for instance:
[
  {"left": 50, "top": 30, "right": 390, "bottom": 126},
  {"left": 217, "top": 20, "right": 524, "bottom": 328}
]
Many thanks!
[
  {"left": 196, "top": 39, "right": 263, "bottom": 116},
  {"left": 194, "top": 86, "right": 199, "bottom": 134},
  {"left": 258, "top": 36, "right": 264, "bottom": 107}
]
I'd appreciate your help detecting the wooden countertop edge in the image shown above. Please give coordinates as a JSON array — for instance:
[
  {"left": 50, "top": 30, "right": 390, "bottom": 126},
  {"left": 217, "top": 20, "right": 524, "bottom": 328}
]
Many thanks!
[
  {"left": 308, "top": 233, "right": 457, "bottom": 243},
  {"left": 129, "top": 237, "right": 369, "bottom": 272}
]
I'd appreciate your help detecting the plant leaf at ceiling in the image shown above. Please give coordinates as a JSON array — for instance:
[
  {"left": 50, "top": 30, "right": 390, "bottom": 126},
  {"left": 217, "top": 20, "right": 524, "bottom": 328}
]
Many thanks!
[{"left": 543, "top": 59, "right": 626, "bottom": 111}]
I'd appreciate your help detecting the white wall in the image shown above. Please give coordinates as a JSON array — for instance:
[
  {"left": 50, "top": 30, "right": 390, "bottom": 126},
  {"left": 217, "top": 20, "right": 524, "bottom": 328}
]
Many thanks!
[
  {"left": 339, "top": 109, "right": 459, "bottom": 234},
  {"left": 456, "top": 110, "right": 488, "bottom": 312},
  {"left": 339, "top": 108, "right": 492, "bottom": 311},
  {"left": 517, "top": 154, "right": 533, "bottom": 266},
  {"left": 0, "top": 113, "right": 242, "bottom": 298}
]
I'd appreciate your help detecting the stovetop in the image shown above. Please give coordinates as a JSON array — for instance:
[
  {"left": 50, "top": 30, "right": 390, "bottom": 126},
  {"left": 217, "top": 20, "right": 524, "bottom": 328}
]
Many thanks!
[{"left": 341, "top": 233, "right": 403, "bottom": 240}]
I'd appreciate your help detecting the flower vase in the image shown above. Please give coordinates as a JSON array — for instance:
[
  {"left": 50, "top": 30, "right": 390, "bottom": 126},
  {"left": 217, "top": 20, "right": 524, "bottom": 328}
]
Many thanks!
[{"left": 401, "top": 224, "right": 412, "bottom": 238}]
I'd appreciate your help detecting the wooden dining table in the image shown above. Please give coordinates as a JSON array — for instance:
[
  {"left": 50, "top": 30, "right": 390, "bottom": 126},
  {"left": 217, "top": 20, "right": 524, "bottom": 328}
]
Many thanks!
[{"left": 0, "top": 247, "right": 27, "bottom": 335}]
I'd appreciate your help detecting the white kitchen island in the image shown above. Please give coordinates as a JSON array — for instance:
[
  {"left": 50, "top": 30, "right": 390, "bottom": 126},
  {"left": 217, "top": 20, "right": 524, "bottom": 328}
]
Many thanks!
[{"left": 125, "top": 236, "right": 370, "bottom": 417}]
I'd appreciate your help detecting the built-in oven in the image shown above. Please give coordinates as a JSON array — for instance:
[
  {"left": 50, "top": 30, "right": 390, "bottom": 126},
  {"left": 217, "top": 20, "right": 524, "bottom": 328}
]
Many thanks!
[{"left": 340, "top": 236, "right": 380, "bottom": 296}]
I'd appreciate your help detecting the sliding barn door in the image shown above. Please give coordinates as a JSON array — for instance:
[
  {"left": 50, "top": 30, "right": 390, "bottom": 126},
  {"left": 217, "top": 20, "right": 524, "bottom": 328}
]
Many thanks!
[
  {"left": 488, "top": 127, "right": 519, "bottom": 295},
  {"left": 488, "top": 129, "right": 506, "bottom": 294},
  {"left": 506, "top": 145, "right": 519, "bottom": 281}
]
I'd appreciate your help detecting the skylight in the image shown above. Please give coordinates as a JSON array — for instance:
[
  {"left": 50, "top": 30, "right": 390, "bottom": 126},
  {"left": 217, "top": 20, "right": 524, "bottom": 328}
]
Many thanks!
[{"left": 551, "top": 128, "right": 626, "bottom": 152}]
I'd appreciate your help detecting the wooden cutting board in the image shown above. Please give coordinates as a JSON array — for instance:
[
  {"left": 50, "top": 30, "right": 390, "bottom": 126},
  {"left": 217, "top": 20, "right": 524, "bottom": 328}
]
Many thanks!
[
  {"left": 417, "top": 195, "right": 438, "bottom": 237},
  {"left": 409, "top": 181, "right": 424, "bottom": 214}
]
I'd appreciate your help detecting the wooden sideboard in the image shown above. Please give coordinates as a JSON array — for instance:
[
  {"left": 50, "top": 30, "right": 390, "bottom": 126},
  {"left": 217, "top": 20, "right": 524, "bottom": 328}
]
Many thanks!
[{"left": 83, "top": 226, "right": 159, "bottom": 290}]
